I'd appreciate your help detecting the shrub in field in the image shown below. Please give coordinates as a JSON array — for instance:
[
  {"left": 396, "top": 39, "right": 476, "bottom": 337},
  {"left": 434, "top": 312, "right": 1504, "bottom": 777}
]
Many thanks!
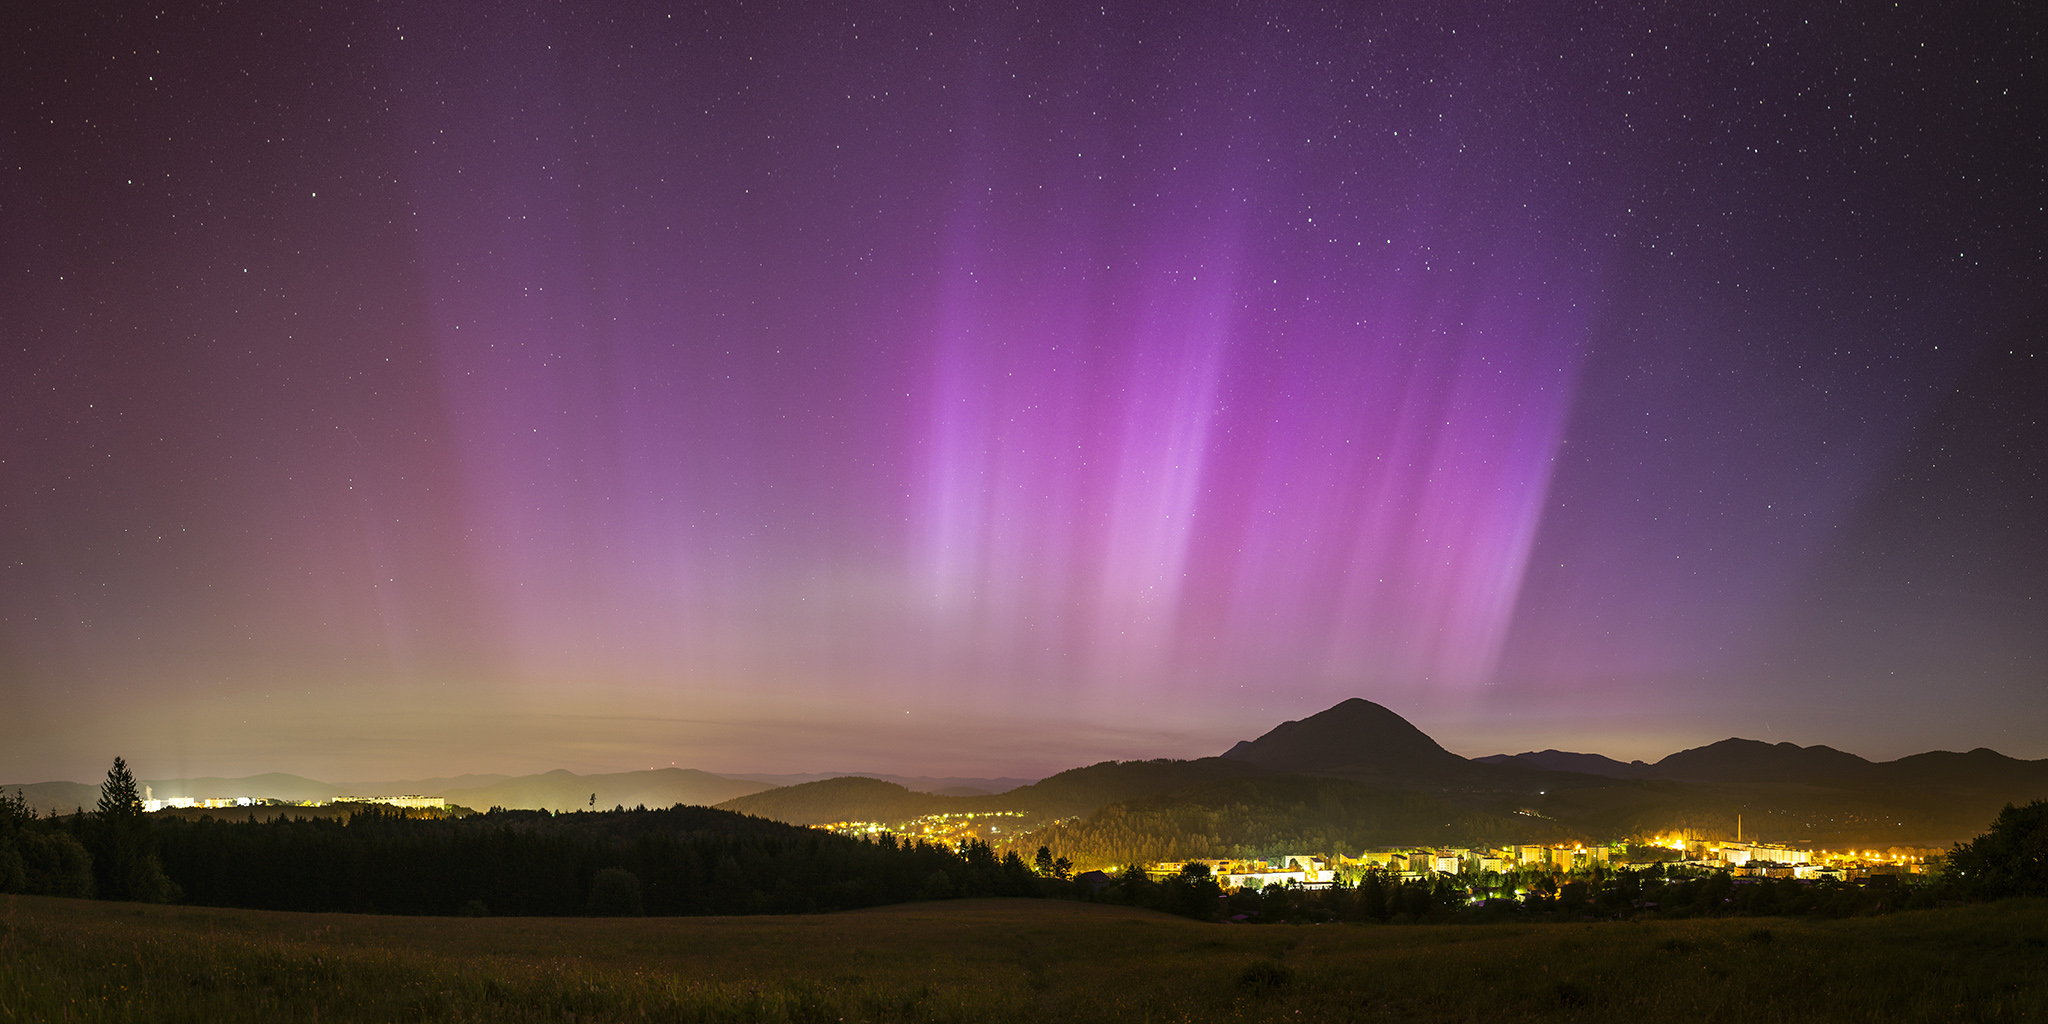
[
  {"left": 1235, "top": 960, "right": 1292, "bottom": 996},
  {"left": 0, "top": 788, "right": 95, "bottom": 898},
  {"left": 1948, "top": 800, "right": 2048, "bottom": 899},
  {"left": 588, "top": 868, "right": 646, "bottom": 916},
  {"left": 3, "top": 830, "right": 96, "bottom": 897},
  {"left": 918, "top": 869, "right": 957, "bottom": 900}
]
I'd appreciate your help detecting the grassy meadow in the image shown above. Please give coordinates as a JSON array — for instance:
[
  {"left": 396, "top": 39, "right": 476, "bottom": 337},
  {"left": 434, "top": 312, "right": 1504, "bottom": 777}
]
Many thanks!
[{"left": 3, "top": 894, "right": 2045, "bottom": 1023}]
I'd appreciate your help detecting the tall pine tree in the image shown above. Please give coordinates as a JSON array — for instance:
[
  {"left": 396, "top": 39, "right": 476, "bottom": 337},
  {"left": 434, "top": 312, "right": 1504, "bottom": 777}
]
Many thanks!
[
  {"left": 90, "top": 756, "right": 177, "bottom": 903},
  {"left": 96, "top": 757, "right": 142, "bottom": 819}
]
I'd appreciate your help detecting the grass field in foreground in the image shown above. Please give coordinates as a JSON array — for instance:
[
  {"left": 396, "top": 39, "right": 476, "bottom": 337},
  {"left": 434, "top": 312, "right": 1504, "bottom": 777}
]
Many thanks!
[{"left": 3, "top": 895, "right": 2045, "bottom": 1023}]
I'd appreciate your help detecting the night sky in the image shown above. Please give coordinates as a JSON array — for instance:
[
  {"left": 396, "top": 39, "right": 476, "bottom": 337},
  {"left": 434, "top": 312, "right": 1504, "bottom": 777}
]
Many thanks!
[{"left": 3, "top": 1, "right": 2041, "bottom": 783}]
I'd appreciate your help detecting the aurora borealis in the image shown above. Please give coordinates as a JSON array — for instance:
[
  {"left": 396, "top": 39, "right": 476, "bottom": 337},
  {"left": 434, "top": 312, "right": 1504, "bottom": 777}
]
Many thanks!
[{"left": 2, "top": 1, "right": 2041, "bottom": 782}]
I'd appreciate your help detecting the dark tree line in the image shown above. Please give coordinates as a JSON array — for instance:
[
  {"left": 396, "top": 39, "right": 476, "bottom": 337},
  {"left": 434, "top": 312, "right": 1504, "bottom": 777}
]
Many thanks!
[
  {"left": 148, "top": 805, "right": 1044, "bottom": 916},
  {"left": 0, "top": 756, "right": 177, "bottom": 901},
  {"left": 0, "top": 787, "right": 94, "bottom": 897},
  {"left": 2, "top": 758, "right": 1049, "bottom": 916}
]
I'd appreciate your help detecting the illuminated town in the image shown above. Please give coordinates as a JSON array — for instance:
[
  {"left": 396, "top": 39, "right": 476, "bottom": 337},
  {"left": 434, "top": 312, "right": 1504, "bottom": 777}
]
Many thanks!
[
  {"left": 1155, "top": 836, "right": 1942, "bottom": 894},
  {"left": 818, "top": 815, "right": 1939, "bottom": 891},
  {"left": 818, "top": 811, "right": 1032, "bottom": 846},
  {"left": 141, "top": 792, "right": 446, "bottom": 813}
]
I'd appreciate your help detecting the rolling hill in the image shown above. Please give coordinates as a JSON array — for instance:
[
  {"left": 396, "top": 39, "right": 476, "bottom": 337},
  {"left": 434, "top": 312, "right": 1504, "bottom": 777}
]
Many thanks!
[
  {"left": 996, "top": 757, "right": 1272, "bottom": 817},
  {"left": 1481, "top": 739, "right": 2048, "bottom": 793},
  {"left": 720, "top": 772, "right": 1037, "bottom": 795},
  {"left": 3, "top": 774, "right": 347, "bottom": 816},
  {"left": 718, "top": 758, "right": 1277, "bottom": 827},
  {"left": 716, "top": 777, "right": 962, "bottom": 824},
  {"left": 1010, "top": 774, "right": 1571, "bottom": 867}
]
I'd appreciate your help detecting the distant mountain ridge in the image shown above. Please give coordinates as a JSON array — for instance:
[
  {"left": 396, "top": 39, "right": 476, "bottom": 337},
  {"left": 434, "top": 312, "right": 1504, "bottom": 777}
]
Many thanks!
[
  {"left": 2, "top": 773, "right": 347, "bottom": 816},
  {"left": 720, "top": 772, "right": 1037, "bottom": 795},
  {"left": 718, "top": 757, "right": 1271, "bottom": 826},
  {"left": 12, "top": 697, "right": 2048, "bottom": 847},
  {"left": 1654, "top": 738, "right": 1874, "bottom": 782},
  {"left": 2, "top": 767, "right": 773, "bottom": 816},
  {"left": 1474, "top": 737, "right": 2048, "bottom": 788}
]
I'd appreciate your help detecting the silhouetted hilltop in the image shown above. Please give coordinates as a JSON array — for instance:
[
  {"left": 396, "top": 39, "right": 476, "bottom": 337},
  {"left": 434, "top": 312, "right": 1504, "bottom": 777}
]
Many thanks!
[
  {"left": 340, "top": 773, "right": 512, "bottom": 794},
  {"left": 2, "top": 781, "right": 97, "bottom": 816},
  {"left": 718, "top": 758, "right": 1268, "bottom": 826},
  {"left": 1867, "top": 748, "right": 2048, "bottom": 790},
  {"left": 1010, "top": 773, "right": 1571, "bottom": 866},
  {"left": 721, "top": 772, "right": 1036, "bottom": 795},
  {"left": 141, "top": 773, "right": 345, "bottom": 802},
  {"left": 716, "top": 777, "right": 959, "bottom": 825},
  {"left": 998, "top": 757, "right": 1269, "bottom": 817},
  {"left": 1477, "top": 740, "right": 2048, "bottom": 791},
  {"left": 1219, "top": 698, "right": 1472, "bottom": 776},
  {"left": 1648, "top": 738, "right": 1874, "bottom": 783}
]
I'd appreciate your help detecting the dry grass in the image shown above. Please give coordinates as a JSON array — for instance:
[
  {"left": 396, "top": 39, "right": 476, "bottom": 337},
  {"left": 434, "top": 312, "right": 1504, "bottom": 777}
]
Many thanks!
[{"left": 2, "top": 893, "right": 2044, "bottom": 1022}]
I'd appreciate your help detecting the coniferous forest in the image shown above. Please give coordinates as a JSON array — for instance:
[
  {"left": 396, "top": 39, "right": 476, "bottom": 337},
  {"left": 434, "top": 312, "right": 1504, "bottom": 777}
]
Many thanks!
[{"left": 150, "top": 804, "right": 1039, "bottom": 916}]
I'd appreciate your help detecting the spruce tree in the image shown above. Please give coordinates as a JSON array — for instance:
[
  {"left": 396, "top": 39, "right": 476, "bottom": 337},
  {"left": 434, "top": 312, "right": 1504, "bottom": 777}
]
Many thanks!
[
  {"left": 96, "top": 757, "right": 143, "bottom": 820},
  {"left": 89, "top": 756, "right": 178, "bottom": 902}
]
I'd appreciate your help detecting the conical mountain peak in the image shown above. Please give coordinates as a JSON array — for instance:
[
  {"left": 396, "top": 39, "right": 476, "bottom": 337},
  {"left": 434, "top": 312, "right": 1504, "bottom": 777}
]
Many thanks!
[{"left": 1220, "top": 698, "right": 1467, "bottom": 774}]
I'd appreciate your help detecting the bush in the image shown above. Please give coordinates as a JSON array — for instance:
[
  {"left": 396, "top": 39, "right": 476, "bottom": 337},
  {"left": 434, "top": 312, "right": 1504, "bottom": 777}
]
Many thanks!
[
  {"left": 0, "top": 841, "right": 24, "bottom": 892},
  {"left": 1553, "top": 980, "right": 1593, "bottom": 1008},
  {"left": 917, "top": 869, "right": 957, "bottom": 901},
  {"left": 586, "top": 868, "right": 645, "bottom": 916},
  {"left": 1236, "top": 960, "right": 1293, "bottom": 996},
  {"left": 121, "top": 853, "right": 182, "bottom": 904},
  {"left": 1948, "top": 800, "right": 2048, "bottom": 900},
  {"left": 8, "top": 831, "right": 95, "bottom": 898}
]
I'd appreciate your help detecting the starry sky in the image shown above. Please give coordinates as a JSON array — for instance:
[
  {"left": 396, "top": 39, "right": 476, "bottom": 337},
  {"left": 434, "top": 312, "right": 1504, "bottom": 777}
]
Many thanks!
[{"left": 2, "top": 1, "right": 2042, "bottom": 783}]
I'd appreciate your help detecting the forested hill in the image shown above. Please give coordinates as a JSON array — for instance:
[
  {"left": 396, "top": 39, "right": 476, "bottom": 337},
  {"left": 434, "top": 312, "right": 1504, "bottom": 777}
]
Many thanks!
[
  {"left": 715, "top": 777, "right": 963, "bottom": 824},
  {"left": 717, "top": 758, "right": 1275, "bottom": 826},
  {"left": 995, "top": 758, "right": 1270, "bottom": 817},
  {"left": 1006, "top": 775, "right": 1569, "bottom": 869}
]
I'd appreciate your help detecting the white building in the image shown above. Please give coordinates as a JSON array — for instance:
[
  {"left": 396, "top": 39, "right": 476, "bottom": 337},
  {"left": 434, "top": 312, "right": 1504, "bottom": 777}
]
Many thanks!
[
  {"left": 333, "top": 795, "right": 445, "bottom": 809},
  {"left": 1220, "top": 868, "right": 1309, "bottom": 890}
]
